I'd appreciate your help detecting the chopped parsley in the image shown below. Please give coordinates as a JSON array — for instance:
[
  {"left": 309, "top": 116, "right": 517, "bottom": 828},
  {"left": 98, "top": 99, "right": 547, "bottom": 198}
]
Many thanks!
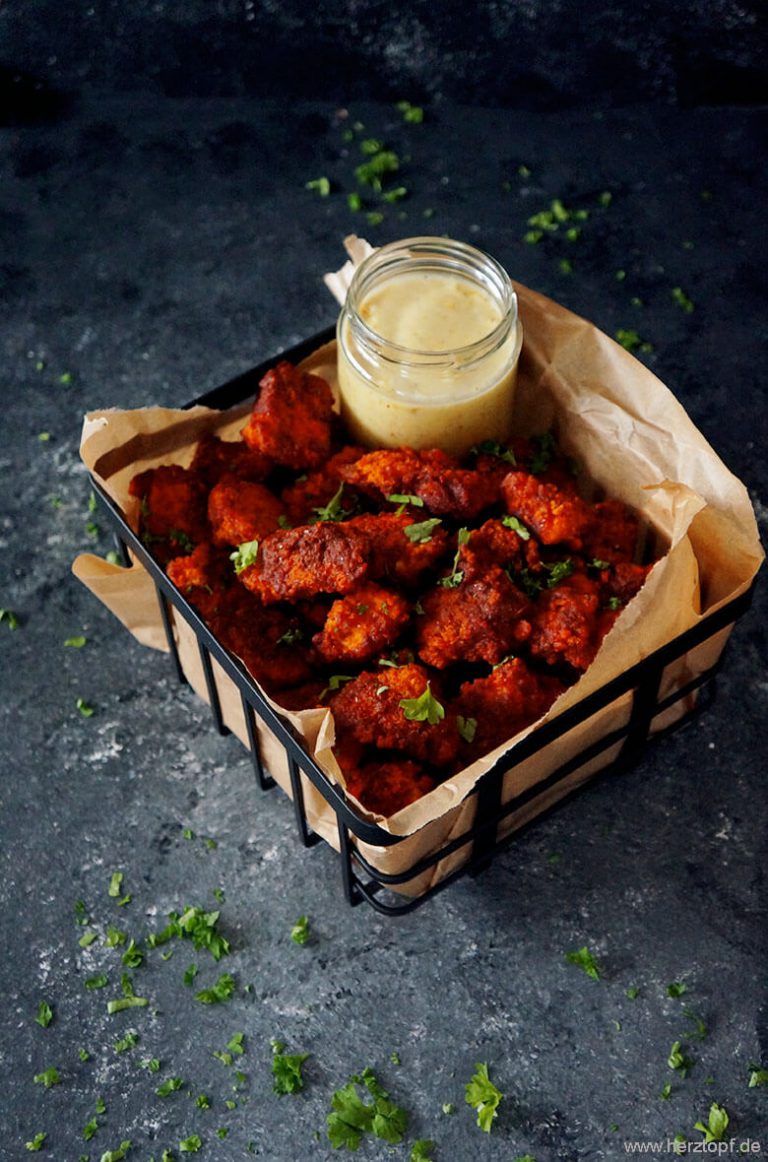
[
  {"left": 183, "top": 963, "right": 198, "bottom": 987},
  {"left": 277, "top": 627, "right": 303, "bottom": 646},
  {"left": 544, "top": 559, "right": 574, "bottom": 588},
  {"left": 85, "top": 973, "right": 109, "bottom": 990},
  {"left": 395, "top": 100, "right": 424, "bottom": 123},
  {"left": 291, "top": 915, "right": 310, "bottom": 945},
  {"left": 114, "top": 1029, "right": 139, "bottom": 1053},
  {"left": 0, "top": 608, "right": 19, "bottom": 630},
  {"left": 272, "top": 1043, "right": 310, "bottom": 1095},
  {"left": 387, "top": 492, "right": 424, "bottom": 508},
  {"left": 156, "top": 1076, "right": 185, "bottom": 1097},
  {"left": 79, "top": 930, "right": 98, "bottom": 948},
  {"left": 319, "top": 674, "right": 355, "bottom": 701},
  {"left": 230, "top": 539, "right": 260, "bottom": 574},
  {"left": 660, "top": 1082, "right": 672, "bottom": 1101},
  {"left": 668, "top": 1040, "right": 694, "bottom": 1078},
  {"left": 748, "top": 1063, "right": 768, "bottom": 1087},
  {"left": 666, "top": 981, "right": 688, "bottom": 998},
  {"left": 694, "top": 1102, "right": 729, "bottom": 1143},
  {"left": 442, "top": 1102, "right": 455, "bottom": 1115},
  {"left": 457, "top": 715, "right": 477, "bottom": 743},
  {"left": 403, "top": 517, "right": 442, "bottom": 544},
  {"left": 179, "top": 1134, "right": 203, "bottom": 1153},
  {"left": 465, "top": 1062, "right": 503, "bottom": 1133},
  {"left": 64, "top": 635, "right": 87, "bottom": 648},
  {"left": 671, "top": 286, "right": 695, "bottom": 313},
  {"left": 121, "top": 938, "right": 144, "bottom": 968},
  {"left": 410, "top": 1141, "right": 435, "bottom": 1161},
  {"left": 565, "top": 946, "right": 601, "bottom": 980},
  {"left": 326, "top": 1067, "right": 408, "bottom": 1148},
  {"left": 355, "top": 148, "right": 400, "bottom": 193},
  {"left": 196, "top": 1093, "right": 211, "bottom": 1109},
  {"left": 501, "top": 514, "right": 531, "bottom": 540},
  {"left": 33, "top": 1066, "right": 61, "bottom": 1089},
  {"left": 76, "top": 697, "right": 95, "bottom": 717},
  {"left": 399, "top": 684, "right": 445, "bottom": 726},
  {"left": 626, "top": 985, "right": 640, "bottom": 1000},
  {"left": 148, "top": 906, "right": 230, "bottom": 960},
  {"left": 439, "top": 527, "right": 470, "bottom": 587},
  {"left": 99, "top": 1142, "right": 131, "bottom": 1162},
  {"left": 311, "top": 483, "right": 354, "bottom": 523},
  {"left": 105, "top": 926, "right": 127, "bottom": 947},
  {"left": 615, "top": 329, "right": 653, "bottom": 354},
  {"left": 35, "top": 1000, "right": 54, "bottom": 1028},
  {"left": 25, "top": 1134, "right": 47, "bottom": 1152},
  {"left": 108, "top": 872, "right": 123, "bottom": 898},
  {"left": 195, "top": 972, "right": 236, "bottom": 1004},
  {"left": 305, "top": 177, "right": 331, "bottom": 197}
]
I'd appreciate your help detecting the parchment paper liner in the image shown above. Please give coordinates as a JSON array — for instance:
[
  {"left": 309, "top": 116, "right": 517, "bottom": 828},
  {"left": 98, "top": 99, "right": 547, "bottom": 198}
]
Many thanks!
[{"left": 73, "top": 281, "right": 763, "bottom": 897}]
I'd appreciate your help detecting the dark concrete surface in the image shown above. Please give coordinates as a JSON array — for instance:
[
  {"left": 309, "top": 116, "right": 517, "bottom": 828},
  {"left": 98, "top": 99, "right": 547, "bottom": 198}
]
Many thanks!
[{"left": 1, "top": 92, "right": 767, "bottom": 1161}]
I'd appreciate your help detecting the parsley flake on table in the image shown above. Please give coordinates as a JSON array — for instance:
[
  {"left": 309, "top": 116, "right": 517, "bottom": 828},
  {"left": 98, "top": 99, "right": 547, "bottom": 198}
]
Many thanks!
[
  {"left": 672, "top": 286, "right": 695, "bottom": 313},
  {"left": 179, "top": 1135, "right": 202, "bottom": 1153},
  {"left": 108, "top": 872, "right": 123, "bottom": 898},
  {"left": 25, "top": 1133, "right": 47, "bottom": 1151},
  {"left": 195, "top": 972, "right": 235, "bottom": 1004},
  {"left": 465, "top": 1062, "right": 503, "bottom": 1133},
  {"left": 399, "top": 683, "right": 445, "bottom": 725},
  {"left": 79, "top": 930, "right": 98, "bottom": 948},
  {"left": 121, "top": 938, "right": 144, "bottom": 968},
  {"left": 64, "top": 635, "right": 87, "bottom": 648},
  {"left": 0, "top": 608, "right": 19, "bottom": 630},
  {"left": 615, "top": 328, "right": 653, "bottom": 354},
  {"left": 626, "top": 985, "right": 640, "bottom": 1000},
  {"left": 35, "top": 1000, "right": 54, "bottom": 1028},
  {"left": 395, "top": 99, "right": 424, "bottom": 123},
  {"left": 291, "top": 915, "right": 310, "bottom": 945},
  {"left": 271, "top": 1041, "right": 309, "bottom": 1095},
  {"left": 326, "top": 1068, "right": 408, "bottom": 1149},
  {"left": 183, "top": 963, "right": 198, "bottom": 987},
  {"left": 114, "top": 1030, "right": 139, "bottom": 1053},
  {"left": 666, "top": 981, "right": 688, "bottom": 998},
  {"left": 748, "top": 1063, "right": 768, "bottom": 1087},
  {"left": 76, "top": 697, "right": 95, "bottom": 717},
  {"left": 83, "top": 1116, "right": 100, "bottom": 1140},
  {"left": 565, "top": 946, "right": 601, "bottom": 980},
  {"left": 410, "top": 1139, "right": 435, "bottom": 1160},
  {"left": 668, "top": 1040, "right": 694, "bottom": 1077},
  {"left": 33, "top": 1066, "right": 61, "bottom": 1088},
  {"left": 156, "top": 1076, "right": 185, "bottom": 1097},
  {"left": 694, "top": 1102, "right": 729, "bottom": 1142},
  {"left": 85, "top": 973, "right": 109, "bottom": 990},
  {"left": 100, "top": 1141, "right": 132, "bottom": 1161},
  {"left": 305, "top": 177, "right": 331, "bottom": 197},
  {"left": 660, "top": 1082, "right": 672, "bottom": 1100}
]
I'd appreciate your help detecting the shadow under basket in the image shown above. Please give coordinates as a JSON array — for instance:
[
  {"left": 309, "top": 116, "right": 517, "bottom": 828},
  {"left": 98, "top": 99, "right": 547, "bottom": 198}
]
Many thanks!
[{"left": 89, "top": 326, "right": 758, "bottom": 915}]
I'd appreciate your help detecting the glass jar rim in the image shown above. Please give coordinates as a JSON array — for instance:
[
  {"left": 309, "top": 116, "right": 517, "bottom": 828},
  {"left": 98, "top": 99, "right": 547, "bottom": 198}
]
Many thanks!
[{"left": 342, "top": 236, "right": 518, "bottom": 366}]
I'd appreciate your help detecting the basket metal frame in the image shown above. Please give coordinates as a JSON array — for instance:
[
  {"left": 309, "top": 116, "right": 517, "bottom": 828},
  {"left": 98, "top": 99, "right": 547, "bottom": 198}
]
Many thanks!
[{"left": 90, "top": 328, "right": 757, "bottom": 915}]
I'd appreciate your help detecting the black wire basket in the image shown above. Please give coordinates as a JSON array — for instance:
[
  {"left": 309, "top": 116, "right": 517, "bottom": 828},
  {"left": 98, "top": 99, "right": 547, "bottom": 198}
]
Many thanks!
[{"left": 88, "top": 327, "right": 757, "bottom": 915}]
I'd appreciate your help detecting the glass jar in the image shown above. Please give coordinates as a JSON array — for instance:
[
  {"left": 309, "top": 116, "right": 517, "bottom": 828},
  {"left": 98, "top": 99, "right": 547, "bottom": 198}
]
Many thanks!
[{"left": 336, "top": 236, "right": 522, "bottom": 456}]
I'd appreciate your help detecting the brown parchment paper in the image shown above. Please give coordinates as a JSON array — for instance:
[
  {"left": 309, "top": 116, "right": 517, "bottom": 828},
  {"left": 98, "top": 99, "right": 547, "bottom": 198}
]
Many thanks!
[{"left": 73, "top": 280, "right": 763, "bottom": 897}]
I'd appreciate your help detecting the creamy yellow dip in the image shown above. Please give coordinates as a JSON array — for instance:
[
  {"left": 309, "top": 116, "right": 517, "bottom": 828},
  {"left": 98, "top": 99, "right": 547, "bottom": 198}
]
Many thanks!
[{"left": 337, "top": 269, "right": 521, "bottom": 455}]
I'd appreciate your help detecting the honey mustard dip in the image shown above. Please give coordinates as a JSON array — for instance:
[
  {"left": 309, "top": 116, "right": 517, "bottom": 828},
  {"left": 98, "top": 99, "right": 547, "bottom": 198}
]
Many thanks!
[{"left": 336, "top": 237, "right": 522, "bottom": 456}]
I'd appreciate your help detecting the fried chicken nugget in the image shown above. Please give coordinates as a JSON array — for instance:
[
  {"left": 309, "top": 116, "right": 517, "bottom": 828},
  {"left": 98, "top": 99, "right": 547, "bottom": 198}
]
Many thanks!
[
  {"left": 458, "top": 518, "right": 541, "bottom": 582},
  {"left": 129, "top": 464, "right": 210, "bottom": 563},
  {"left": 213, "top": 586, "right": 313, "bottom": 692},
  {"left": 454, "top": 656, "right": 565, "bottom": 757},
  {"left": 417, "top": 565, "right": 531, "bottom": 669},
  {"left": 330, "top": 662, "right": 460, "bottom": 767},
  {"left": 207, "top": 472, "right": 284, "bottom": 547},
  {"left": 238, "top": 522, "right": 369, "bottom": 604},
  {"left": 528, "top": 572, "right": 602, "bottom": 672},
  {"left": 583, "top": 499, "right": 642, "bottom": 565},
  {"left": 502, "top": 470, "right": 591, "bottom": 549},
  {"left": 312, "top": 582, "right": 411, "bottom": 664},
  {"left": 190, "top": 432, "right": 272, "bottom": 487},
  {"left": 241, "top": 361, "right": 335, "bottom": 470},
  {"left": 281, "top": 446, "right": 367, "bottom": 525},
  {"left": 166, "top": 541, "right": 235, "bottom": 622},
  {"left": 343, "top": 757, "right": 436, "bottom": 817},
  {"left": 346, "top": 511, "right": 450, "bottom": 588},
  {"left": 342, "top": 448, "right": 500, "bottom": 520}
]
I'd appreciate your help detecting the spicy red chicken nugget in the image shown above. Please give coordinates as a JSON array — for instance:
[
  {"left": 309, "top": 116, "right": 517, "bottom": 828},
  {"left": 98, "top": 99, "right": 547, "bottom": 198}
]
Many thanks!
[
  {"left": 528, "top": 572, "right": 602, "bottom": 672},
  {"left": 502, "top": 470, "right": 591, "bottom": 549},
  {"left": 343, "top": 757, "right": 436, "bottom": 817},
  {"left": 129, "top": 464, "right": 210, "bottom": 562},
  {"left": 417, "top": 565, "right": 531, "bottom": 669},
  {"left": 458, "top": 517, "right": 541, "bottom": 581},
  {"left": 213, "top": 586, "right": 313, "bottom": 693},
  {"left": 346, "top": 510, "right": 450, "bottom": 588},
  {"left": 342, "top": 448, "right": 499, "bottom": 520},
  {"left": 313, "top": 582, "right": 411, "bottom": 665},
  {"left": 330, "top": 663, "right": 460, "bottom": 767},
  {"left": 238, "top": 522, "right": 369, "bottom": 604},
  {"left": 281, "top": 446, "right": 367, "bottom": 525},
  {"left": 583, "top": 499, "right": 642, "bottom": 565},
  {"left": 166, "top": 541, "right": 234, "bottom": 622},
  {"left": 454, "top": 656, "right": 565, "bottom": 757},
  {"left": 190, "top": 432, "right": 272, "bottom": 487},
  {"left": 207, "top": 472, "right": 284, "bottom": 547},
  {"left": 241, "top": 361, "right": 335, "bottom": 470}
]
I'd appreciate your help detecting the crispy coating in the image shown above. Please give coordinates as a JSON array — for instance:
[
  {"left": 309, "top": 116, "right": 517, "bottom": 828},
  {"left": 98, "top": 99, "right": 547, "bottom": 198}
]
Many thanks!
[
  {"left": 583, "top": 499, "right": 642, "bottom": 565},
  {"left": 454, "top": 657, "right": 565, "bottom": 757},
  {"left": 190, "top": 432, "right": 272, "bottom": 486},
  {"left": 330, "top": 662, "right": 460, "bottom": 766},
  {"left": 129, "top": 464, "right": 210, "bottom": 563},
  {"left": 281, "top": 446, "right": 367, "bottom": 525},
  {"left": 458, "top": 518, "right": 541, "bottom": 582},
  {"left": 212, "top": 587, "right": 313, "bottom": 692},
  {"left": 313, "top": 582, "right": 411, "bottom": 664},
  {"left": 342, "top": 448, "right": 500, "bottom": 519},
  {"left": 238, "top": 522, "right": 369, "bottom": 604},
  {"left": 417, "top": 565, "right": 531, "bottom": 669},
  {"left": 600, "top": 560, "right": 653, "bottom": 604},
  {"left": 343, "top": 757, "right": 436, "bottom": 817},
  {"left": 207, "top": 472, "right": 284, "bottom": 547},
  {"left": 502, "top": 470, "right": 591, "bottom": 549},
  {"left": 241, "top": 361, "right": 335, "bottom": 470},
  {"left": 528, "top": 572, "right": 602, "bottom": 671},
  {"left": 166, "top": 541, "right": 235, "bottom": 622},
  {"left": 346, "top": 511, "right": 451, "bottom": 588}
]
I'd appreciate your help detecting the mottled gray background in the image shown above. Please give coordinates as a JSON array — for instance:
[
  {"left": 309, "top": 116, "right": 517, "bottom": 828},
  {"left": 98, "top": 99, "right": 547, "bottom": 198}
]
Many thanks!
[{"left": 1, "top": 0, "right": 767, "bottom": 116}]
